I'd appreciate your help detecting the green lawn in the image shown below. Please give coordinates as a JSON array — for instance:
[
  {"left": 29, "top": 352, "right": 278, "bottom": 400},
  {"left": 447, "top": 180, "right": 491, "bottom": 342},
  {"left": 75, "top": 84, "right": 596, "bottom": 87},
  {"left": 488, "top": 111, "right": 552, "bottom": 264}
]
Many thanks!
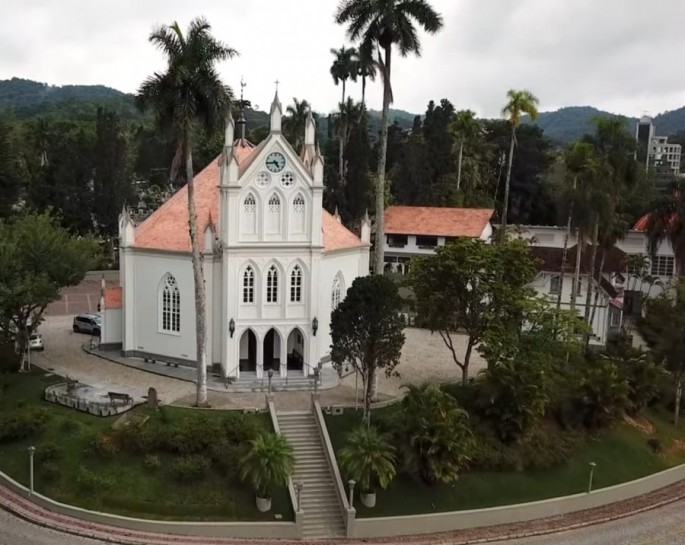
[
  {"left": 325, "top": 406, "right": 685, "bottom": 518},
  {"left": 0, "top": 370, "right": 293, "bottom": 522}
]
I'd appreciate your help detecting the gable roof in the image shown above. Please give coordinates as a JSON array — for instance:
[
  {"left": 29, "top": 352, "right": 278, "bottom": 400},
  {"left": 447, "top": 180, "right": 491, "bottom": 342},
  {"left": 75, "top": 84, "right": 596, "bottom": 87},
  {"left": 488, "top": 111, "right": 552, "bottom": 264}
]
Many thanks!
[
  {"left": 531, "top": 245, "right": 627, "bottom": 298},
  {"left": 133, "top": 144, "right": 364, "bottom": 253},
  {"left": 104, "top": 286, "right": 122, "bottom": 310},
  {"left": 385, "top": 206, "right": 493, "bottom": 238}
]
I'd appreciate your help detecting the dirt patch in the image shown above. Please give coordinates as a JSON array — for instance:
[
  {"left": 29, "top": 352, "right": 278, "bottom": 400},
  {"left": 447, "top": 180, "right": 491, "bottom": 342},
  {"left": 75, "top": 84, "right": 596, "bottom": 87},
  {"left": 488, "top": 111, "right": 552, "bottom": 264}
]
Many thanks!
[
  {"left": 662, "top": 439, "right": 685, "bottom": 458},
  {"left": 624, "top": 414, "right": 656, "bottom": 435}
]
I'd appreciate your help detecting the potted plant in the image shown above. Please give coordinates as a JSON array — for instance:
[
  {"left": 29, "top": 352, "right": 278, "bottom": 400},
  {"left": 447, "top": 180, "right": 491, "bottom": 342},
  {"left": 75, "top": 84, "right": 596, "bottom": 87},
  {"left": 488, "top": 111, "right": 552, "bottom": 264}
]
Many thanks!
[
  {"left": 339, "top": 425, "right": 396, "bottom": 508},
  {"left": 239, "top": 433, "right": 294, "bottom": 512}
]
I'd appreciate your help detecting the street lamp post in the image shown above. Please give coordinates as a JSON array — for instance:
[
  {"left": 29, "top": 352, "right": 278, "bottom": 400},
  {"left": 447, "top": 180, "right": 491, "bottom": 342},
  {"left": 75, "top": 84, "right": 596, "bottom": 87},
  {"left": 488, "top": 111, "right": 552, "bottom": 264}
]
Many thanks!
[
  {"left": 296, "top": 481, "right": 304, "bottom": 512},
  {"left": 348, "top": 479, "right": 356, "bottom": 508},
  {"left": 588, "top": 461, "right": 597, "bottom": 493},
  {"left": 313, "top": 368, "right": 320, "bottom": 395},
  {"left": 28, "top": 446, "right": 36, "bottom": 496}
]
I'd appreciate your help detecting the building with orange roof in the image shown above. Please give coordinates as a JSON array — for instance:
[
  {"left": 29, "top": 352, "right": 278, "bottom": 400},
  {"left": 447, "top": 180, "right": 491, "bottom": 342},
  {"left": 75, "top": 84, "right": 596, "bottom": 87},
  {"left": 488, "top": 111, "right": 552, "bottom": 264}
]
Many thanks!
[
  {"left": 102, "top": 93, "right": 370, "bottom": 380},
  {"left": 382, "top": 205, "right": 493, "bottom": 274}
]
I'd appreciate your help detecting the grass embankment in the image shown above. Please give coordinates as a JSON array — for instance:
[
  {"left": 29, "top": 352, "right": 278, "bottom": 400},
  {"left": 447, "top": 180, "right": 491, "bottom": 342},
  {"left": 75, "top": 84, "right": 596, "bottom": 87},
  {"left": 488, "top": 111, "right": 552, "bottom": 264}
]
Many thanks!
[
  {"left": 325, "top": 406, "right": 685, "bottom": 518},
  {"left": 0, "top": 370, "right": 292, "bottom": 521}
]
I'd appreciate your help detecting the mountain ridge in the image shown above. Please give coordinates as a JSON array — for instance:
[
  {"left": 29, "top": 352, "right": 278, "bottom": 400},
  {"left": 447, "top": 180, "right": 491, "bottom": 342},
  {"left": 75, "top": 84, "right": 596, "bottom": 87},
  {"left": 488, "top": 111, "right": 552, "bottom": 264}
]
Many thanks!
[{"left": 2, "top": 78, "right": 685, "bottom": 143}]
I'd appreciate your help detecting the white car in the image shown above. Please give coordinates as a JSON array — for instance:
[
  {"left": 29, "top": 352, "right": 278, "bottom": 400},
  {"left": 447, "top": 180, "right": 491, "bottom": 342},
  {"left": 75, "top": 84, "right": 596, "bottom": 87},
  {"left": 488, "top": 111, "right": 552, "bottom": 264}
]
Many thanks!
[{"left": 28, "top": 333, "right": 44, "bottom": 351}]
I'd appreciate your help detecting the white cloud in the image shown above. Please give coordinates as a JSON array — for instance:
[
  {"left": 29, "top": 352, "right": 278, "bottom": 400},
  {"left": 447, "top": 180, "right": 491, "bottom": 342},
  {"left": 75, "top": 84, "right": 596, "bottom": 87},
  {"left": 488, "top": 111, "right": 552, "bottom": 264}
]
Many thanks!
[{"left": 2, "top": 0, "right": 684, "bottom": 118}]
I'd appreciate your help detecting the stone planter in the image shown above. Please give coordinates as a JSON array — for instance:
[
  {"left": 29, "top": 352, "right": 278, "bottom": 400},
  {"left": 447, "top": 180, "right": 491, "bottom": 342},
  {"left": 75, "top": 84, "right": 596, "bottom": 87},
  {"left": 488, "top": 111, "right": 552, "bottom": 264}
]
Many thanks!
[
  {"left": 360, "top": 491, "right": 376, "bottom": 508},
  {"left": 256, "top": 495, "right": 272, "bottom": 512}
]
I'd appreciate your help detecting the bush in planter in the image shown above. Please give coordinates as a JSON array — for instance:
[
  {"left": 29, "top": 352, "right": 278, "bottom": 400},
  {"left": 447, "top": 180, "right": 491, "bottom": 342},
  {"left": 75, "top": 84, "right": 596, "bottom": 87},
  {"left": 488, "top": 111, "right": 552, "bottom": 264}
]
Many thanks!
[
  {"left": 239, "top": 433, "right": 294, "bottom": 512},
  {"left": 339, "top": 426, "right": 396, "bottom": 507}
]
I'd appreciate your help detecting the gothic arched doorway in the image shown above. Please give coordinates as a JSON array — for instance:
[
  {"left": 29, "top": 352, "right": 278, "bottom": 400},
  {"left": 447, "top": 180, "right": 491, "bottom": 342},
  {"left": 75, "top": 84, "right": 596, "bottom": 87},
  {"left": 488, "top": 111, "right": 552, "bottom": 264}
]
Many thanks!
[
  {"left": 287, "top": 328, "right": 305, "bottom": 371},
  {"left": 263, "top": 328, "right": 281, "bottom": 372},
  {"left": 239, "top": 330, "right": 257, "bottom": 372}
]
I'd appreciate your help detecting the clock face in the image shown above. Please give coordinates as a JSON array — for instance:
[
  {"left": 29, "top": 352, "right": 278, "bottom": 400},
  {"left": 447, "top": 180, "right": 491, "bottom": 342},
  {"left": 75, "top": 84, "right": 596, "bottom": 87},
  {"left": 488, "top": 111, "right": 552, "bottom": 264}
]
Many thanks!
[{"left": 265, "top": 152, "right": 286, "bottom": 173}]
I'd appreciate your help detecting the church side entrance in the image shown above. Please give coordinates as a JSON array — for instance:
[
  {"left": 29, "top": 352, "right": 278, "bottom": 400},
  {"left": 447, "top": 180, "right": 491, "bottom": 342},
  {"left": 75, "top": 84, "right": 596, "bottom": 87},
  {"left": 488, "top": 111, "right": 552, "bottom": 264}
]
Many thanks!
[
  {"left": 263, "top": 328, "right": 281, "bottom": 373},
  {"left": 239, "top": 330, "right": 257, "bottom": 372}
]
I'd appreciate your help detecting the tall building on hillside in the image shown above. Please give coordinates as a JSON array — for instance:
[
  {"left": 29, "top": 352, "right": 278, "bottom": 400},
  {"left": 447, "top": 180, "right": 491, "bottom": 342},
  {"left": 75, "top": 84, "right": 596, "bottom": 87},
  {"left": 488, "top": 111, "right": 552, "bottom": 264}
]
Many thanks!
[{"left": 635, "top": 115, "right": 681, "bottom": 179}]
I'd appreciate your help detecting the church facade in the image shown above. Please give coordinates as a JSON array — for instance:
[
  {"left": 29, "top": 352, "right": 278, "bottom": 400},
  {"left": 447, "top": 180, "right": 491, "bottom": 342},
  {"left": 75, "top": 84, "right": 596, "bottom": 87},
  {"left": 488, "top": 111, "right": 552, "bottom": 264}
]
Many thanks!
[{"left": 101, "top": 93, "right": 371, "bottom": 379}]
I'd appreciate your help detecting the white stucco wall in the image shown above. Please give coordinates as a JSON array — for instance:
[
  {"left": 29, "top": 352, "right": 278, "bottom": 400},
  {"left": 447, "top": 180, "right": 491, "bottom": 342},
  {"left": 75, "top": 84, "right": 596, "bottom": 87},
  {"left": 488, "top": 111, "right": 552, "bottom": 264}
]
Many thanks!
[
  {"left": 101, "top": 308, "right": 122, "bottom": 345},
  {"left": 127, "top": 251, "right": 197, "bottom": 363}
]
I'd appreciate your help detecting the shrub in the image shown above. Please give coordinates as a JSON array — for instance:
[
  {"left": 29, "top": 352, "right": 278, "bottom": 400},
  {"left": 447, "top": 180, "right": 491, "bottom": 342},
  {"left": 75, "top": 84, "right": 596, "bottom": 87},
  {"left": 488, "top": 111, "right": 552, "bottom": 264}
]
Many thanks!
[
  {"left": 36, "top": 441, "right": 61, "bottom": 463},
  {"left": 76, "top": 468, "right": 113, "bottom": 493},
  {"left": 609, "top": 349, "right": 664, "bottom": 414},
  {"left": 41, "top": 461, "right": 60, "bottom": 482},
  {"left": 143, "top": 454, "right": 161, "bottom": 470},
  {"left": 59, "top": 418, "right": 81, "bottom": 434},
  {"left": 576, "top": 358, "right": 630, "bottom": 430},
  {"left": 396, "top": 384, "right": 474, "bottom": 485},
  {"left": 164, "top": 417, "right": 220, "bottom": 455},
  {"left": 112, "top": 422, "right": 159, "bottom": 454},
  {"left": 210, "top": 441, "right": 243, "bottom": 479},
  {"left": 0, "top": 343, "right": 20, "bottom": 374},
  {"left": 85, "top": 435, "right": 118, "bottom": 459},
  {"left": 171, "top": 455, "right": 211, "bottom": 482},
  {"left": 0, "top": 407, "right": 51, "bottom": 443},
  {"left": 647, "top": 438, "right": 662, "bottom": 453}
]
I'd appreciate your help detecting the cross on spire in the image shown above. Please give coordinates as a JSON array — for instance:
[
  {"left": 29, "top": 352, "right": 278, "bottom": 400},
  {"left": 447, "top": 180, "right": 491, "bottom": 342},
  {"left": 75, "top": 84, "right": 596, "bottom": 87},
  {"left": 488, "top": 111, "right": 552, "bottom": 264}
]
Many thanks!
[
  {"left": 274, "top": 78, "right": 279, "bottom": 92},
  {"left": 240, "top": 76, "right": 246, "bottom": 104}
]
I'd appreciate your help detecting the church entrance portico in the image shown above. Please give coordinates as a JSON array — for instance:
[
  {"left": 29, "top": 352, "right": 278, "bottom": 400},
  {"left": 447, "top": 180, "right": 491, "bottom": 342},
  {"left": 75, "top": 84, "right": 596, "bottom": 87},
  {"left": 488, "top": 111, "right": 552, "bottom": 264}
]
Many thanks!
[{"left": 239, "top": 329, "right": 257, "bottom": 373}]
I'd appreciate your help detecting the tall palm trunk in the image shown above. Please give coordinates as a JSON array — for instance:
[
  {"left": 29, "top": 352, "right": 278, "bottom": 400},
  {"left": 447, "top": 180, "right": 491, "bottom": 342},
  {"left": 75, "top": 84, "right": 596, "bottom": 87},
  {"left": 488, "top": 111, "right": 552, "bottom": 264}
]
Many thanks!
[
  {"left": 456, "top": 137, "right": 464, "bottom": 191},
  {"left": 374, "top": 45, "right": 392, "bottom": 275},
  {"left": 675, "top": 375, "right": 682, "bottom": 427},
  {"left": 583, "top": 223, "right": 599, "bottom": 348},
  {"left": 184, "top": 134, "right": 208, "bottom": 407},
  {"left": 589, "top": 249, "right": 607, "bottom": 335},
  {"left": 361, "top": 75, "right": 366, "bottom": 110},
  {"left": 338, "top": 128, "right": 344, "bottom": 183},
  {"left": 500, "top": 124, "right": 516, "bottom": 243},
  {"left": 570, "top": 233, "right": 583, "bottom": 313},
  {"left": 556, "top": 179, "right": 576, "bottom": 310}
]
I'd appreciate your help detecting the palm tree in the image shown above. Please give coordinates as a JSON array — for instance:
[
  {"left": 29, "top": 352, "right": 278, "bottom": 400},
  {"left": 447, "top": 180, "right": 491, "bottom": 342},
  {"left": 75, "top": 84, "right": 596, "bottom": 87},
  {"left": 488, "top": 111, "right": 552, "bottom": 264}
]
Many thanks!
[
  {"left": 647, "top": 180, "right": 685, "bottom": 275},
  {"left": 284, "top": 97, "right": 311, "bottom": 152},
  {"left": 336, "top": 98, "right": 363, "bottom": 186},
  {"left": 339, "top": 426, "right": 396, "bottom": 503},
  {"left": 137, "top": 18, "right": 236, "bottom": 407},
  {"left": 449, "top": 110, "right": 480, "bottom": 192},
  {"left": 336, "top": 0, "right": 444, "bottom": 275},
  {"left": 330, "top": 45, "right": 358, "bottom": 104},
  {"left": 356, "top": 41, "right": 377, "bottom": 109},
  {"left": 500, "top": 89, "right": 539, "bottom": 242},
  {"left": 239, "top": 433, "right": 294, "bottom": 511}
]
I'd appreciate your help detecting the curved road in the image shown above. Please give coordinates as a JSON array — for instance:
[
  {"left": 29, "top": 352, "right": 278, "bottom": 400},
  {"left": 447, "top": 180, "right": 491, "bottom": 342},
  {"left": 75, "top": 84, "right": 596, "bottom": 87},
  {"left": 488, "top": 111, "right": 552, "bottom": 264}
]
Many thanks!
[{"left": 2, "top": 497, "right": 684, "bottom": 545}]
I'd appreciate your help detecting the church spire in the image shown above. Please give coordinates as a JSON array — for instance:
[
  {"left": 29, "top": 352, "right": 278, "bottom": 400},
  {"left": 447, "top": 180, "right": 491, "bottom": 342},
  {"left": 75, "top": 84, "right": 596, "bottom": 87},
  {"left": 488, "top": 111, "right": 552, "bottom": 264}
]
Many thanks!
[
  {"left": 270, "top": 80, "right": 282, "bottom": 133},
  {"left": 236, "top": 77, "right": 247, "bottom": 142}
]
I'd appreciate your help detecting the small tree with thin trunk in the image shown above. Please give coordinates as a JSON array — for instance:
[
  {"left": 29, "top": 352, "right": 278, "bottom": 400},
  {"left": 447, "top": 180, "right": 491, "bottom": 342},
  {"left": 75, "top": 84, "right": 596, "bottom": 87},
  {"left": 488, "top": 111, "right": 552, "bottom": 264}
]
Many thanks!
[
  {"left": 137, "top": 18, "right": 237, "bottom": 407},
  {"left": 330, "top": 275, "right": 405, "bottom": 423},
  {"left": 639, "top": 278, "right": 685, "bottom": 426},
  {"left": 449, "top": 109, "right": 480, "bottom": 192},
  {"left": 410, "top": 238, "right": 538, "bottom": 383}
]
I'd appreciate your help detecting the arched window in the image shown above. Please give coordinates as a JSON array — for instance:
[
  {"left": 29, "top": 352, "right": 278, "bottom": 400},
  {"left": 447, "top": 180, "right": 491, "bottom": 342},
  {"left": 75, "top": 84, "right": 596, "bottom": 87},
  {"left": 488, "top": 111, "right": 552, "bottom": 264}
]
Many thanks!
[
  {"left": 161, "top": 273, "right": 180, "bottom": 333},
  {"left": 293, "top": 195, "right": 305, "bottom": 214},
  {"left": 243, "top": 194, "right": 256, "bottom": 213},
  {"left": 268, "top": 194, "right": 280, "bottom": 214},
  {"left": 266, "top": 265, "right": 279, "bottom": 303},
  {"left": 290, "top": 265, "right": 303, "bottom": 303},
  {"left": 242, "top": 266, "right": 255, "bottom": 303},
  {"left": 331, "top": 274, "right": 342, "bottom": 311}
]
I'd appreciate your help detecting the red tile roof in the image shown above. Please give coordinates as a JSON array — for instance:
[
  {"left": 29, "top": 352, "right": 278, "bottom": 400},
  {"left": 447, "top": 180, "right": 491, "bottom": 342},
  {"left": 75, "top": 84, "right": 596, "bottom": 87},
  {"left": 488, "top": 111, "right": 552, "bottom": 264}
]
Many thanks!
[
  {"left": 384, "top": 206, "right": 493, "bottom": 238},
  {"left": 104, "top": 286, "right": 122, "bottom": 309},
  {"left": 133, "top": 147, "right": 364, "bottom": 253},
  {"left": 633, "top": 214, "right": 649, "bottom": 231}
]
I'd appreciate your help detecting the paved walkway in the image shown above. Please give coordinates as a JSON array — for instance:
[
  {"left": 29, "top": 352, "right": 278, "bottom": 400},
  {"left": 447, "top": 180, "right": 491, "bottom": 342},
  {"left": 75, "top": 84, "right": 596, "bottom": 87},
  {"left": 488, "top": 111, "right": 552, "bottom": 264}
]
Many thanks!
[
  {"left": 34, "top": 316, "right": 486, "bottom": 411},
  {"left": 2, "top": 477, "right": 685, "bottom": 545}
]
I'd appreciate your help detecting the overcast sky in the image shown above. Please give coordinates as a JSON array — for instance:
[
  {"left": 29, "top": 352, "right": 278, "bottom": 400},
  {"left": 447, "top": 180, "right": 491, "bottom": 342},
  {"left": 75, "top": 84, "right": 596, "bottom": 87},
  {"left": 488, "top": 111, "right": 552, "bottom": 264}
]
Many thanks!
[{"left": 3, "top": 0, "right": 685, "bottom": 118}]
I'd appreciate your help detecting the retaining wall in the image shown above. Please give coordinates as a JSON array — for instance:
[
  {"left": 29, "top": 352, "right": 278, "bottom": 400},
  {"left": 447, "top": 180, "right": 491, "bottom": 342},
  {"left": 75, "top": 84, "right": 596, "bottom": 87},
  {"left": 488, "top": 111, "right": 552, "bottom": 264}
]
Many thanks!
[
  {"left": 354, "top": 464, "right": 685, "bottom": 538},
  {"left": 0, "top": 471, "right": 298, "bottom": 539}
]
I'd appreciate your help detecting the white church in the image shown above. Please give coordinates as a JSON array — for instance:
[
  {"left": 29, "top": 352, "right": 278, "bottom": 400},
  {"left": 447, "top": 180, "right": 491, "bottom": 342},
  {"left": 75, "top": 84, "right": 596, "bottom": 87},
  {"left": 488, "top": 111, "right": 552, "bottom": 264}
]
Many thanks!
[{"left": 100, "top": 93, "right": 371, "bottom": 380}]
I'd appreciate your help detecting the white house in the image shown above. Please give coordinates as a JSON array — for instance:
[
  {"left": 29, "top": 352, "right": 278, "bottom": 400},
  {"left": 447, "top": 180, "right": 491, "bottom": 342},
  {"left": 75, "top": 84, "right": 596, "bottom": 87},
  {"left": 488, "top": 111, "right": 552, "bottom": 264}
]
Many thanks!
[
  {"left": 382, "top": 206, "right": 494, "bottom": 273},
  {"left": 528, "top": 245, "right": 625, "bottom": 346},
  {"left": 101, "top": 93, "right": 371, "bottom": 380}
]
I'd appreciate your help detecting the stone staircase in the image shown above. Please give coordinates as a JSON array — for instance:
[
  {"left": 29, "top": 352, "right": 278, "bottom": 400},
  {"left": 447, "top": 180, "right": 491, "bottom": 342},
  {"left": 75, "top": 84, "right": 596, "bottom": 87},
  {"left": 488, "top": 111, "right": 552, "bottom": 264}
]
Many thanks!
[
  {"left": 277, "top": 410, "right": 346, "bottom": 539},
  {"left": 233, "top": 371, "right": 317, "bottom": 392}
]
